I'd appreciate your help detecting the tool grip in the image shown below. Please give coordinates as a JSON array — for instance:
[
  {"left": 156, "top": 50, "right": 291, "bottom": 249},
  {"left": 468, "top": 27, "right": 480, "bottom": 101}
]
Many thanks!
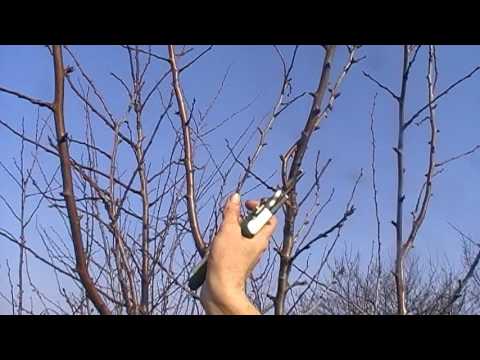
[{"left": 188, "top": 255, "right": 208, "bottom": 291}]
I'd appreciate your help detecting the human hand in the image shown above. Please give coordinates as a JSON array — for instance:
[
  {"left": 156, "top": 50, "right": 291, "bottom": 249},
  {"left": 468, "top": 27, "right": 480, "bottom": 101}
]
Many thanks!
[{"left": 200, "top": 193, "right": 277, "bottom": 315}]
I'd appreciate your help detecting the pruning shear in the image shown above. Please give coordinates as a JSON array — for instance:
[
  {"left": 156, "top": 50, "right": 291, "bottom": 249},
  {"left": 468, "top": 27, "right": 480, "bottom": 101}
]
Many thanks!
[{"left": 188, "top": 170, "right": 304, "bottom": 291}]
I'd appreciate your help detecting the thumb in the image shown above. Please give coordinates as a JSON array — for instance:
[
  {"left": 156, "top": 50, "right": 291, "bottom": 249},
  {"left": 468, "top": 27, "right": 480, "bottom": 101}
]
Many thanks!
[{"left": 223, "top": 192, "right": 241, "bottom": 225}]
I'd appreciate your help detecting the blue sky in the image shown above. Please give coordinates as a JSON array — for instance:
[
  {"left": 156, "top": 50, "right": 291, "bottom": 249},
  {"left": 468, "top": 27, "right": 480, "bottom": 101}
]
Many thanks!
[{"left": 1, "top": 45, "right": 479, "bottom": 313}]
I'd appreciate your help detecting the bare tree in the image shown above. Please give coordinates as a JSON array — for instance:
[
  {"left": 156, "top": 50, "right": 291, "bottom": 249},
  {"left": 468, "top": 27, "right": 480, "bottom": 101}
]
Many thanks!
[
  {"left": 363, "top": 45, "right": 480, "bottom": 314},
  {"left": 1, "top": 45, "right": 479, "bottom": 315}
]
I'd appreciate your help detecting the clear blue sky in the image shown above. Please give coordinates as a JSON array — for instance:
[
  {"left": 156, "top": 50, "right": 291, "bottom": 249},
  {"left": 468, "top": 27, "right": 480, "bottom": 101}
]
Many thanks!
[{"left": 1, "top": 45, "right": 479, "bottom": 313}]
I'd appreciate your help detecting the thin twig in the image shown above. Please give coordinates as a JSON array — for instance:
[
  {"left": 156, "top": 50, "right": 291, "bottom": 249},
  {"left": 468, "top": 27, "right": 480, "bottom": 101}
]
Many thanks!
[
  {"left": 0, "top": 85, "right": 53, "bottom": 109},
  {"left": 436, "top": 144, "right": 480, "bottom": 168},
  {"left": 362, "top": 71, "right": 399, "bottom": 101}
]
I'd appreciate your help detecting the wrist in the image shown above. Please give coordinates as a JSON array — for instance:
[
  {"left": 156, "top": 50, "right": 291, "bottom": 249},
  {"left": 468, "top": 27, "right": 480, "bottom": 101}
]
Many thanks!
[
  {"left": 200, "top": 282, "right": 258, "bottom": 315},
  {"left": 204, "top": 267, "right": 247, "bottom": 299}
]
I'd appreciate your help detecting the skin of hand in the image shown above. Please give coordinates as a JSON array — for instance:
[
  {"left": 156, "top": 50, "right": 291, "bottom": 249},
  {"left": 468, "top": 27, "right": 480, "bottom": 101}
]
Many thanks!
[{"left": 200, "top": 192, "right": 277, "bottom": 315}]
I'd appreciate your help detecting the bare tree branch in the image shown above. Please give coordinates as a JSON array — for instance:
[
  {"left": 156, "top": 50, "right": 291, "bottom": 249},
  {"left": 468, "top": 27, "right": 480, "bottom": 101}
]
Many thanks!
[
  {"left": 0, "top": 85, "right": 53, "bottom": 109},
  {"left": 168, "top": 45, "right": 206, "bottom": 256},
  {"left": 362, "top": 71, "right": 399, "bottom": 101},
  {"left": 436, "top": 144, "right": 480, "bottom": 168},
  {"left": 51, "top": 45, "right": 111, "bottom": 315},
  {"left": 404, "top": 65, "right": 480, "bottom": 130}
]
